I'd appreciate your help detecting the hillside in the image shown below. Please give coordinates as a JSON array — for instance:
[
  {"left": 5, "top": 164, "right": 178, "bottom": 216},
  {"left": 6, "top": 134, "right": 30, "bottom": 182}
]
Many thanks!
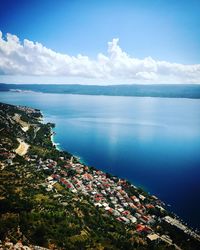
[{"left": 0, "top": 102, "right": 200, "bottom": 250}]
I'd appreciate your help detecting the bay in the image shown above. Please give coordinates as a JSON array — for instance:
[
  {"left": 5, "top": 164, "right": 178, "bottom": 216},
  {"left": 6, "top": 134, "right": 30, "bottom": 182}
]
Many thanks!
[{"left": 1, "top": 91, "right": 200, "bottom": 230}]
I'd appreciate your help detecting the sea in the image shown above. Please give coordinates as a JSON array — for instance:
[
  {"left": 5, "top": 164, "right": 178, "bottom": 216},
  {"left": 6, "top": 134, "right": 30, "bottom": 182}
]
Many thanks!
[{"left": 1, "top": 91, "right": 200, "bottom": 230}]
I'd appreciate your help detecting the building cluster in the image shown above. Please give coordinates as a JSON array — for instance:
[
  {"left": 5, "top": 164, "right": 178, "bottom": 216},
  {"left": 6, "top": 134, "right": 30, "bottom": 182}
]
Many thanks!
[
  {"left": 1, "top": 103, "right": 200, "bottom": 249},
  {"left": 35, "top": 156, "right": 166, "bottom": 234},
  {"left": 16, "top": 105, "right": 40, "bottom": 115},
  {"left": 1, "top": 140, "right": 199, "bottom": 245}
]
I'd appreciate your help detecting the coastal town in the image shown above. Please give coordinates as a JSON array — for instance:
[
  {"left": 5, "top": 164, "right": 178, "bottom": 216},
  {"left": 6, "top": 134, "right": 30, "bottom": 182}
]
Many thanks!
[{"left": 0, "top": 102, "right": 200, "bottom": 250}]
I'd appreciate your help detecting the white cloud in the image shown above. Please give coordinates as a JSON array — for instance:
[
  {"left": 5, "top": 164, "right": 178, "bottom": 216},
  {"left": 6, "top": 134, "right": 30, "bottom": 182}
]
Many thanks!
[{"left": 0, "top": 31, "right": 200, "bottom": 84}]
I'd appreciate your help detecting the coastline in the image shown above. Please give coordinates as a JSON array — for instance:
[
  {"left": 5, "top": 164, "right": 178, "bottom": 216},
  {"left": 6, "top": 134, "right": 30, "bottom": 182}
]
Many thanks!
[
  {"left": 51, "top": 133, "right": 61, "bottom": 151},
  {"left": 48, "top": 118, "right": 87, "bottom": 165},
  {"left": 1, "top": 101, "right": 200, "bottom": 249},
  {"left": 39, "top": 104, "right": 200, "bottom": 233},
  {"left": 44, "top": 111, "right": 199, "bottom": 234},
  {"left": 40, "top": 110, "right": 61, "bottom": 151},
  {"left": 1, "top": 96, "right": 200, "bottom": 231}
]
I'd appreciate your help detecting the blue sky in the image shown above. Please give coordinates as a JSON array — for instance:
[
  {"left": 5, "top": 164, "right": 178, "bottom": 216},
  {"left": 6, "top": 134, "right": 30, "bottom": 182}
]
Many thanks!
[{"left": 0, "top": 0, "right": 200, "bottom": 84}]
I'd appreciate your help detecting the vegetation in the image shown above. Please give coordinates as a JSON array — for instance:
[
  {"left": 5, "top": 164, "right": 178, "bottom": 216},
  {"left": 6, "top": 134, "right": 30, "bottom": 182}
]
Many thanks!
[
  {"left": 1, "top": 83, "right": 200, "bottom": 98},
  {"left": 0, "top": 102, "right": 199, "bottom": 249}
]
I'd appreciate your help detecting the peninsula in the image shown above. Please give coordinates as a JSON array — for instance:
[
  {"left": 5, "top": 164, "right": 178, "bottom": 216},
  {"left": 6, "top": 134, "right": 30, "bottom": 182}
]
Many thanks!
[
  {"left": 1, "top": 83, "right": 200, "bottom": 99},
  {"left": 0, "top": 102, "right": 199, "bottom": 250}
]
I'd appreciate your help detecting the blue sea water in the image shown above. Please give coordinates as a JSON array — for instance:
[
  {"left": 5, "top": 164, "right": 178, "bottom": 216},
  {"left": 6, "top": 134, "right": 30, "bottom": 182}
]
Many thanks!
[{"left": 1, "top": 91, "right": 200, "bottom": 230}]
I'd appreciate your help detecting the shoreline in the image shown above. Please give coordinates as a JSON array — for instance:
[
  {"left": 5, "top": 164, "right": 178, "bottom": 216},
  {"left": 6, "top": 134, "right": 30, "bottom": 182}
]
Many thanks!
[
  {"left": 1, "top": 101, "right": 200, "bottom": 248},
  {"left": 49, "top": 121, "right": 87, "bottom": 165},
  {"left": 44, "top": 112, "right": 199, "bottom": 233},
  {"left": 3, "top": 100, "right": 199, "bottom": 232},
  {"left": 40, "top": 111, "right": 61, "bottom": 151},
  {"left": 51, "top": 133, "right": 61, "bottom": 151}
]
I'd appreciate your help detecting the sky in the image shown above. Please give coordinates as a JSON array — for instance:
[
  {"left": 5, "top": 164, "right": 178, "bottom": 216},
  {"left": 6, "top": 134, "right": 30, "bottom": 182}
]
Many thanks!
[{"left": 0, "top": 0, "right": 200, "bottom": 85}]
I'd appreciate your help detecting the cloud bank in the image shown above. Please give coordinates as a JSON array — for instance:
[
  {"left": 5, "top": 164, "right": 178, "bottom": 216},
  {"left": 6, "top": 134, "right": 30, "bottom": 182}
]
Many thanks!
[{"left": 0, "top": 31, "right": 200, "bottom": 84}]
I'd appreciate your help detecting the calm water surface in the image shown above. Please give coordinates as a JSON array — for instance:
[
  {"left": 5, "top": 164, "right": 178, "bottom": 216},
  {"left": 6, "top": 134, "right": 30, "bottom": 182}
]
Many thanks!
[{"left": 1, "top": 92, "right": 200, "bottom": 229}]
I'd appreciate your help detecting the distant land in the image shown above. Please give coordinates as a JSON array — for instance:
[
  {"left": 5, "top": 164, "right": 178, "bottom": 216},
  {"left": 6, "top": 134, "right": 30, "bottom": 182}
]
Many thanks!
[{"left": 1, "top": 83, "right": 200, "bottom": 99}]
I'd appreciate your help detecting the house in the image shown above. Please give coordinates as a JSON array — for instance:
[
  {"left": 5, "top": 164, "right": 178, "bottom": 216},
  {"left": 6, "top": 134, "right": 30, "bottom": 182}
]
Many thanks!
[
  {"left": 118, "top": 207, "right": 124, "bottom": 213},
  {"left": 105, "top": 206, "right": 111, "bottom": 211},
  {"left": 139, "top": 194, "right": 146, "bottom": 201},
  {"left": 135, "top": 213, "right": 142, "bottom": 218},
  {"left": 146, "top": 204, "right": 155, "bottom": 209},
  {"left": 94, "top": 197, "right": 102, "bottom": 202},
  {"left": 129, "top": 216, "right": 137, "bottom": 224},
  {"left": 94, "top": 203, "right": 102, "bottom": 207},
  {"left": 147, "top": 234, "right": 160, "bottom": 242},
  {"left": 136, "top": 224, "right": 152, "bottom": 234},
  {"left": 6, "top": 158, "right": 13, "bottom": 165},
  {"left": 83, "top": 173, "right": 93, "bottom": 180},
  {"left": 120, "top": 217, "right": 130, "bottom": 224},
  {"left": 47, "top": 176, "right": 54, "bottom": 182},
  {"left": 122, "top": 210, "right": 130, "bottom": 216},
  {"left": 131, "top": 196, "right": 140, "bottom": 203},
  {"left": 112, "top": 210, "right": 120, "bottom": 217}
]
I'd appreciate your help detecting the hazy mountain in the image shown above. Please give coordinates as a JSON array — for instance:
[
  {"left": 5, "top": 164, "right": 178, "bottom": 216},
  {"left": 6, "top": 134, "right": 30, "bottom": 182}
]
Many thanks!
[{"left": 1, "top": 83, "right": 200, "bottom": 98}]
